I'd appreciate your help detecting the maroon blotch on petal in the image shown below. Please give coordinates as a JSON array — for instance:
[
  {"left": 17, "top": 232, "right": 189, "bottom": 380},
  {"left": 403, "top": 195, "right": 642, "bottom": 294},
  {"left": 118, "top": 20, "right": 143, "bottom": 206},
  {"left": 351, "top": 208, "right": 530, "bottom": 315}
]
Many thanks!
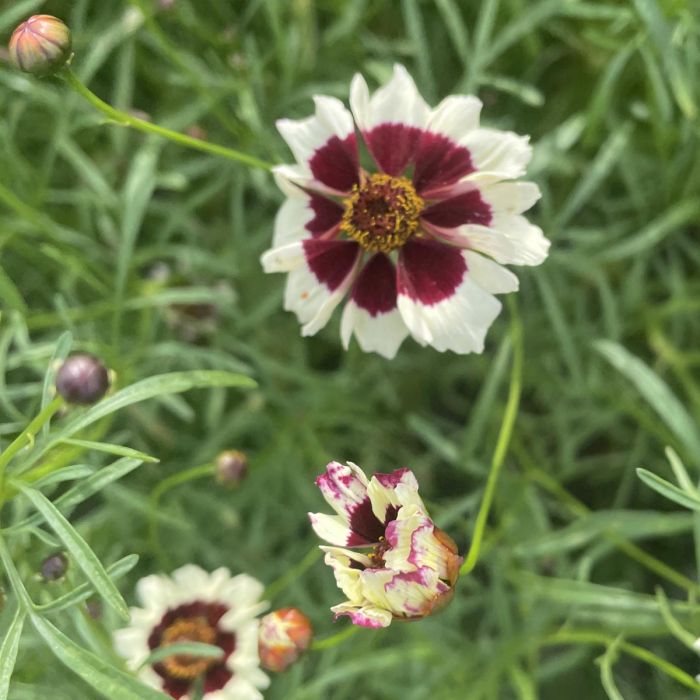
[
  {"left": 204, "top": 665, "right": 234, "bottom": 693},
  {"left": 364, "top": 123, "right": 422, "bottom": 176},
  {"left": 309, "top": 134, "right": 359, "bottom": 192},
  {"left": 350, "top": 253, "right": 398, "bottom": 317},
  {"left": 421, "top": 189, "right": 492, "bottom": 229},
  {"left": 306, "top": 194, "right": 344, "bottom": 237},
  {"left": 413, "top": 132, "right": 475, "bottom": 194},
  {"left": 373, "top": 468, "right": 411, "bottom": 488},
  {"left": 347, "top": 497, "right": 386, "bottom": 545},
  {"left": 303, "top": 239, "right": 361, "bottom": 290},
  {"left": 397, "top": 240, "right": 467, "bottom": 305}
]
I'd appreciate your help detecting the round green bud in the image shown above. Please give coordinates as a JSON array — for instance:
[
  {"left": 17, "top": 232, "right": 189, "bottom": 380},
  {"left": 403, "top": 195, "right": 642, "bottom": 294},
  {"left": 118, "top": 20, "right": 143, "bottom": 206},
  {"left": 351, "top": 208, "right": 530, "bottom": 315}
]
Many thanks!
[{"left": 9, "top": 15, "right": 72, "bottom": 77}]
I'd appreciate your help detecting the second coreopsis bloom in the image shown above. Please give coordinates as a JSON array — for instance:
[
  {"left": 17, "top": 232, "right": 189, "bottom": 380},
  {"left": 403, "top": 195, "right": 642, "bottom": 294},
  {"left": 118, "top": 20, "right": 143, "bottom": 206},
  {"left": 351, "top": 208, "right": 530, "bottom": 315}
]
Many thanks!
[
  {"left": 258, "top": 607, "right": 313, "bottom": 672},
  {"left": 309, "top": 461, "right": 462, "bottom": 628},
  {"left": 114, "top": 565, "right": 269, "bottom": 700},
  {"left": 261, "top": 64, "right": 549, "bottom": 358}
]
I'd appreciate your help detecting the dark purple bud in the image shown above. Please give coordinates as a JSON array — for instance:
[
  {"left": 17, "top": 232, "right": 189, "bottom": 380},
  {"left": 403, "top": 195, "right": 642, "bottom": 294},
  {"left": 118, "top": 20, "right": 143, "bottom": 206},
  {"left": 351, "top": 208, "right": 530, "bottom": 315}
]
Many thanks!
[
  {"left": 9, "top": 15, "right": 72, "bottom": 77},
  {"left": 56, "top": 353, "right": 110, "bottom": 405},
  {"left": 216, "top": 450, "right": 248, "bottom": 486},
  {"left": 41, "top": 552, "right": 68, "bottom": 581}
]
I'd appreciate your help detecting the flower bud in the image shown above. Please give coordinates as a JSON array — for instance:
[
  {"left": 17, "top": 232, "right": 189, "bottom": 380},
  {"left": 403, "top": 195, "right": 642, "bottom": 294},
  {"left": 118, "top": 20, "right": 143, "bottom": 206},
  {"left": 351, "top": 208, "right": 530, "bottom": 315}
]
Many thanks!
[
  {"left": 9, "top": 15, "right": 72, "bottom": 77},
  {"left": 56, "top": 353, "right": 110, "bottom": 405},
  {"left": 41, "top": 552, "right": 68, "bottom": 581},
  {"left": 216, "top": 450, "right": 248, "bottom": 486},
  {"left": 258, "top": 608, "right": 313, "bottom": 672}
]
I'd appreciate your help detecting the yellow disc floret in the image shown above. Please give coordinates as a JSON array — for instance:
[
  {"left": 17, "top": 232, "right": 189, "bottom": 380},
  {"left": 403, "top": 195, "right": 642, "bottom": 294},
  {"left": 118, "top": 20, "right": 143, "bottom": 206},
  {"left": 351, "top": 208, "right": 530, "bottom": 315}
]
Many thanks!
[
  {"left": 161, "top": 617, "right": 218, "bottom": 680},
  {"left": 341, "top": 173, "right": 424, "bottom": 253}
]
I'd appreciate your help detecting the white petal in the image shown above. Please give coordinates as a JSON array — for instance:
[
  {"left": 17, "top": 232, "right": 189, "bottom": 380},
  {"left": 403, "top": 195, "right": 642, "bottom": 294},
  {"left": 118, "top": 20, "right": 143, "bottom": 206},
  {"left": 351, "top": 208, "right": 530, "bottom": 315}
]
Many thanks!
[
  {"left": 321, "top": 546, "right": 372, "bottom": 602},
  {"left": 480, "top": 180, "right": 540, "bottom": 215},
  {"left": 463, "top": 128, "right": 532, "bottom": 178},
  {"left": 276, "top": 96, "right": 354, "bottom": 166},
  {"left": 366, "top": 470, "right": 424, "bottom": 525},
  {"left": 340, "top": 301, "right": 409, "bottom": 359},
  {"left": 135, "top": 574, "right": 175, "bottom": 612},
  {"left": 273, "top": 196, "right": 313, "bottom": 247},
  {"left": 464, "top": 251, "right": 519, "bottom": 294},
  {"left": 329, "top": 601, "right": 393, "bottom": 628},
  {"left": 427, "top": 95, "right": 482, "bottom": 142},
  {"left": 260, "top": 241, "right": 305, "bottom": 273},
  {"left": 309, "top": 512, "right": 353, "bottom": 546},
  {"left": 398, "top": 272, "right": 502, "bottom": 354},
  {"left": 465, "top": 213, "right": 550, "bottom": 266},
  {"left": 350, "top": 64, "right": 430, "bottom": 131}
]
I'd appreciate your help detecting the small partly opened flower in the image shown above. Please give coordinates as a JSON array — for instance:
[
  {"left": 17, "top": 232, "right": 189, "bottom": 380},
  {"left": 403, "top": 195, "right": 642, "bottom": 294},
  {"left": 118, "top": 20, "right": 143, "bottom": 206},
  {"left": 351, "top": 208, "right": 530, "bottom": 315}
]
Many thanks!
[
  {"left": 115, "top": 565, "right": 269, "bottom": 700},
  {"left": 261, "top": 64, "right": 549, "bottom": 358},
  {"left": 309, "top": 461, "right": 462, "bottom": 628},
  {"left": 258, "top": 607, "right": 313, "bottom": 672}
]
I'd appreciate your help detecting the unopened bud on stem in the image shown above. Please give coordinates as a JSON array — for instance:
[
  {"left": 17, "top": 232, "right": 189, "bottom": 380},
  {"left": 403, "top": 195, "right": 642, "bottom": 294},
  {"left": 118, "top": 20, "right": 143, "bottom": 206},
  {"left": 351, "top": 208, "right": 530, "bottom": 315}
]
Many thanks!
[
  {"left": 56, "top": 353, "right": 110, "bottom": 405},
  {"left": 9, "top": 15, "right": 72, "bottom": 77}
]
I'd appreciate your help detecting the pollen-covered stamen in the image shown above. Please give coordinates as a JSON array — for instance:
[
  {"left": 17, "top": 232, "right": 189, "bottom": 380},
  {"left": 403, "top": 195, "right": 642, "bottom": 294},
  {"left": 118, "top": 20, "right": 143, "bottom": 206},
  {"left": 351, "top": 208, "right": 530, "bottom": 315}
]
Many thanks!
[
  {"left": 368, "top": 535, "right": 392, "bottom": 567},
  {"left": 341, "top": 173, "right": 424, "bottom": 253},
  {"left": 160, "top": 617, "right": 218, "bottom": 680}
]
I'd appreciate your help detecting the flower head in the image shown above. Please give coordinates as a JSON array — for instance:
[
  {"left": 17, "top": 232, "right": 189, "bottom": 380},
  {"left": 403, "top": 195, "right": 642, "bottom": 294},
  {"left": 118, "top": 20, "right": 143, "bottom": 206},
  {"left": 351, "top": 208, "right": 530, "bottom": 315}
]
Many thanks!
[
  {"left": 309, "top": 461, "right": 462, "bottom": 628},
  {"left": 114, "top": 565, "right": 270, "bottom": 700},
  {"left": 258, "top": 607, "right": 313, "bottom": 672},
  {"left": 262, "top": 64, "right": 549, "bottom": 358},
  {"left": 9, "top": 15, "right": 72, "bottom": 77},
  {"left": 55, "top": 353, "right": 110, "bottom": 405}
]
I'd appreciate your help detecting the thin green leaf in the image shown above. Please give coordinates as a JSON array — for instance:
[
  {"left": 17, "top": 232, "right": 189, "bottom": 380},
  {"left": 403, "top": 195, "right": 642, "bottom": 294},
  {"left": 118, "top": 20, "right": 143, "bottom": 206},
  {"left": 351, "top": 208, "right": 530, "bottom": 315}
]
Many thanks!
[
  {"left": 596, "top": 637, "right": 625, "bottom": 700},
  {"left": 9, "top": 457, "right": 144, "bottom": 533},
  {"left": 140, "top": 642, "right": 224, "bottom": 669},
  {"left": 16, "top": 484, "right": 129, "bottom": 620},
  {"left": 0, "top": 606, "right": 26, "bottom": 700},
  {"left": 40, "top": 331, "right": 72, "bottom": 438},
  {"left": 59, "top": 438, "right": 159, "bottom": 463},
  {"left": 19, "top": 371, "right": 255, "bottom": 473},
  {"left": 665, "top": 447, "right": 695, "bottom": 495},
  {"left": 37, "top": 554, "right": 139, "bottom": 613},
  {"left": 655, "top": 587, "right": 697, "bottom": 648},
  {"left": 31, "top": 615, "right": 170, "bottom": 700},
  {"left": 595, "top": 341, "right": 700, "bottom": 463},
  {"left": 636, "top": 469, "right": 700, "bottom": 511},
  {"left": 31, "top": 464, "right": 95, "bottom": 490}
]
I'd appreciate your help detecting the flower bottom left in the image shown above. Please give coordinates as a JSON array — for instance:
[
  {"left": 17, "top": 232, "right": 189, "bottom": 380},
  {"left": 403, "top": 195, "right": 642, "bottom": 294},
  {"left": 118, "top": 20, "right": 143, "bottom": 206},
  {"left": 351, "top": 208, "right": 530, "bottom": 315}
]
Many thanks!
[{"left": 114, "top": 565, "right": 270, "bottom": 700}]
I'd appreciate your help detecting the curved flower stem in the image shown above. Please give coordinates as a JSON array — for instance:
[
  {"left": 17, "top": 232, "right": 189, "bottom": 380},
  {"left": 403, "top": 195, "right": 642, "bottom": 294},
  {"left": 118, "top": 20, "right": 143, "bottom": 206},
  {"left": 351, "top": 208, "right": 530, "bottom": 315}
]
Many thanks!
[
  {"left": 460, "top": 298, "right": 523, "bottom": 576},
  {"left": 148, "top": 463, "right": 216, "bottom": 566},
  {"left": 311, "top": 624, "right": 360, "bottom": 651},
  {"left": 60, "top": 69, "right": 273, "bottom": 171},
  {"left": 264, "top": 546, "right": 322, "bottom": 601}
]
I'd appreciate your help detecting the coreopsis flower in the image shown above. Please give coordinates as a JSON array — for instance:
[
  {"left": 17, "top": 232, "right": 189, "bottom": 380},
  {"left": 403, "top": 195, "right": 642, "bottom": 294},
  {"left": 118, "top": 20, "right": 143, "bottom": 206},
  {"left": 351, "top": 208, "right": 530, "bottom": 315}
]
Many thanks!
[
  {"left": 261, "top": 64, "right": 549, "bottom": 358},
  {"left": 114, "top": 565, "right": 269, "bottom": 700},
  {"left": 258, "top": 607, "right": 313, "bottom": 672},
  {"left": 309, "top": 461, "right": 462, "bottom": 628},
  {"left": 9, "top": 15, "right": 72, "bottom": 76}
]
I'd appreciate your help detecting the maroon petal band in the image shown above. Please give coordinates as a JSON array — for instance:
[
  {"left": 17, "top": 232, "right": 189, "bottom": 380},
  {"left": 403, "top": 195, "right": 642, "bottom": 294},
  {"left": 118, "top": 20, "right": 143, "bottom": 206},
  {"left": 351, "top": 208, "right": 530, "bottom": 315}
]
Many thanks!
[
  {"left": 398, "top": 240, "right": 467, "bottom": 305},
  {"left": 350, "top": 253, "right": 398, "bottom": 317}
]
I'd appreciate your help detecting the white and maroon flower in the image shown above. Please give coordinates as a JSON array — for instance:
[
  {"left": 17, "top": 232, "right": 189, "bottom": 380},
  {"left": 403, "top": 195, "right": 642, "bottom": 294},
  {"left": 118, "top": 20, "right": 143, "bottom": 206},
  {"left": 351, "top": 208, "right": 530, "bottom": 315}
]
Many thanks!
[
  {"left": 114, "top": 565, "right": 269, "bottom": 700},
  {"left": 261, "top": 64, "right": 549, "bottom": 358},
  {"left": 258, "top": 607, "right": 313, "bottom": 672},
  {"left": 309, "top": 461, "right": 462, "bottom": 628}
]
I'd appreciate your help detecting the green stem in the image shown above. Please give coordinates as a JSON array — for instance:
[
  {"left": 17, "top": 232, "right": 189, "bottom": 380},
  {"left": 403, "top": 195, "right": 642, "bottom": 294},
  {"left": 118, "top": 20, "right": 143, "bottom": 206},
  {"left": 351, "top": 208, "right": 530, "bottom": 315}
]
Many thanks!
[
  {"left": 148, "top": 463, "right": 216, "bottom": 563},
  {"left": 264, "top": 546, "right": 322, "bottom": 601},
  {"left": 60, "top": 69, "right": 272, "bottom": 171},
  {"left": 0, "top": 396, "right": 64, "bottom": 497},
  {"left": 460, "top": 300, "right": 523, "bottom": 575},
  {"left": 543, "top": 630, "right": 700, "bottom": 692},
  {"left": 310, "top": 624, "right": 360, "bottom": 651}
]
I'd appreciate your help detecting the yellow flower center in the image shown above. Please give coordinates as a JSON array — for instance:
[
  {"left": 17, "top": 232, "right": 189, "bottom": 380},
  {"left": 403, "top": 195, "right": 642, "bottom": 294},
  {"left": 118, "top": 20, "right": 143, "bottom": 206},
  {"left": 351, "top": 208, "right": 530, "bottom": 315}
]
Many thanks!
[
  {"left": 160, "top": 617, "right": 218, "bottom": 680},
  {"left": 341, "top": 173, "right": 424, "bottom": 253}
]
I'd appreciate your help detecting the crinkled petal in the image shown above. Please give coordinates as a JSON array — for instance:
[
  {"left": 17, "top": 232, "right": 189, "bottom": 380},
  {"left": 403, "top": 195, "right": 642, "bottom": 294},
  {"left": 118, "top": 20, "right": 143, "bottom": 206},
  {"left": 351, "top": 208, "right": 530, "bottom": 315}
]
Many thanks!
[
  {"left": 316, "top": 460, "right": 370, "bottom": 520},
  {"left": 330, "top": 601, "right": 393, "bottom": 628},
  {"left": 309, "top": 512, "right": 353, "bottom": 547},
  {"left": 397, "top": 240, "right": 502, "bottom": 354},
  {"left": 462, "top": 128, "right": 532, "bottom": 179},
  {"left": 340, "top": 253, "right": 408, "bottom": 359},
  {"left": 277, "top": 96, "right": 359, "bottom": 193},
  {"left": 321, "top": 546, "right": 372, "bottom": 603},
  {"left": 366, "top": 468, "right": 424, "bottom": 525}
]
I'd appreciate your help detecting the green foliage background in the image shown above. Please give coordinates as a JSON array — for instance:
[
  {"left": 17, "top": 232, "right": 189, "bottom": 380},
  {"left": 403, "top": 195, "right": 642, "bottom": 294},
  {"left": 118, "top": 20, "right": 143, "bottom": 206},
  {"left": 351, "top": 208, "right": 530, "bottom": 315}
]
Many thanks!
[{"left": 0, "top": 0, "right": 699, "bottom": 698}]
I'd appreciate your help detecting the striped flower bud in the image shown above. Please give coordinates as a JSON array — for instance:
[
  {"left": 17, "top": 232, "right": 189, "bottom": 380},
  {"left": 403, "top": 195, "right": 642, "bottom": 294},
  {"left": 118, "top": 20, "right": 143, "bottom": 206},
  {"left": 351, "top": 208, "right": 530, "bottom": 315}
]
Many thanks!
[
  {"left": 258, "top": 608, "right": 313, "bottom": 672},
  {"left": 9, "top": 15, "right": 72, "bottom": 77}
]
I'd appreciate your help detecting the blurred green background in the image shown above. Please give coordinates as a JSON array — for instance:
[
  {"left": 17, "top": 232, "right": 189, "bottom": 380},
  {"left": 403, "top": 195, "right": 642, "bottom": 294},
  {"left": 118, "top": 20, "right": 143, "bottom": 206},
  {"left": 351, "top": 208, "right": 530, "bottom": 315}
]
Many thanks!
[{"left": 1, "top": 0, "right": 699, "bottom": 698}]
